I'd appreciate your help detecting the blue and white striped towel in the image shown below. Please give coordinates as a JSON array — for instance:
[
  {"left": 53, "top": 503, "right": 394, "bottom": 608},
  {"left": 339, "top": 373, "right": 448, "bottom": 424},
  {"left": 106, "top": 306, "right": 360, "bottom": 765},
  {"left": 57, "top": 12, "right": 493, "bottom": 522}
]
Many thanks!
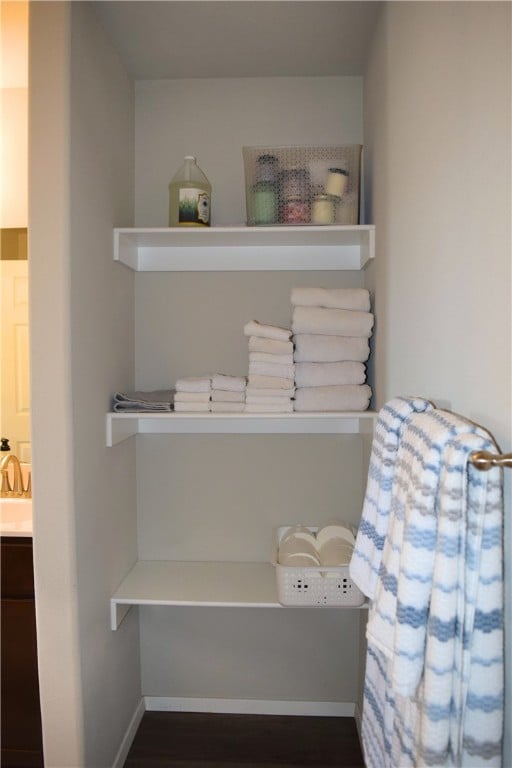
[
  {"left": 352, "top": 401, "right": 504, "bottom": 768},
  {"left": 349, "top": 395, "right": 434, "bottom": 599}
]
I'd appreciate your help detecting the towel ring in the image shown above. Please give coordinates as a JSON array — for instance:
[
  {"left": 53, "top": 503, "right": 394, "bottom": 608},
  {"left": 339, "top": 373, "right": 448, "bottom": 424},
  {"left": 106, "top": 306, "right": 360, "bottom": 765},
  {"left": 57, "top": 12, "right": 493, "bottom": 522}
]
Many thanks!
[{"left": 469, "top": 450, "right": 512, "bottom": 471}]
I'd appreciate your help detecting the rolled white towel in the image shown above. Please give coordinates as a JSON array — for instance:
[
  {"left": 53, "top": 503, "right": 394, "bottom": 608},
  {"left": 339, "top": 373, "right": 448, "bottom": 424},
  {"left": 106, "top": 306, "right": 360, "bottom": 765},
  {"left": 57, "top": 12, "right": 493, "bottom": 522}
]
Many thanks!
[
  {"left": 211, "top": 373, "right": 246, "bottom": 392},
  {"left": 293, "top": 334, "right": 370, "bottom": 363},
  {"left": 243, "top": 320, "right": 292, "bottom": 341},
  {"left": 211, "top": 390, "right": 245, "bottom": 403},
  {"left": 245, "top": 402, "right": 294, "bottom": 413},
  {"left": 294, "top": 361, "right": 366, "bottom": 387},
  {"left": 248, "top": 336, "right": 294, "bottom": 355},
  {"left": 249, "top": 352, "right": 294, "bottom": 365},
  {"left": 246, "top": 395, "right": 293, "bottom": 405},
  {"left": 174, "top": 401, "right": 211, "bottom": 412},
  {"left": 174, "top": 391, "right": 211, "bottom": 403},
  {"left": 246, "top": 386, "right": 296, "bottom": 398},
  {"left": 293, "top": 384, "right": 372, "bottom": 412},
  {"left": 248, "top": 374, "right": 295, "bottom": 390},
  {"left": 292, "top": 306, "right": 374, "bottom": 338},
  {"left": 291, "top": 287, "right": 371, "bottom": 312},
  {"left": 210, "top": 401, "right": 245, "bottom": 413},
  {"left": 175, "top": 376, "right": 211, "bottom": 393},
  {"left": 248, "top": 361, "right": 295, "bottom": 379}
]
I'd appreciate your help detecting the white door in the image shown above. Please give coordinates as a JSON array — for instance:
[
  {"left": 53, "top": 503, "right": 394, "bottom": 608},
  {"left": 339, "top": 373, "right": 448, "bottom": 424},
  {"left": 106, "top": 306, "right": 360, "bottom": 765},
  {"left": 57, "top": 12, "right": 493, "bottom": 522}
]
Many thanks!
[{"left": 0, "top": 258, "right": 31, "bottom": 461}]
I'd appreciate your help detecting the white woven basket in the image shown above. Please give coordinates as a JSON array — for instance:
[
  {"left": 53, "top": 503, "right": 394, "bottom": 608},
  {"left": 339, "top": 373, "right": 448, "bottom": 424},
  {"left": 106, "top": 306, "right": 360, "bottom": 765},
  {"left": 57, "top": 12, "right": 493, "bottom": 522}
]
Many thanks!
[{"left": 273, "top": 526, "right": 365, "bottom": 607}]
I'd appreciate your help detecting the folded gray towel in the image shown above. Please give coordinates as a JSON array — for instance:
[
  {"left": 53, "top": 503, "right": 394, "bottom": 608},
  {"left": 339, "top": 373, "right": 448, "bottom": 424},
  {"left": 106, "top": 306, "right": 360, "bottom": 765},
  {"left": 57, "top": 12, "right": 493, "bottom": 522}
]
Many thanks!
[{"left": 113, "top": 390, "right": 173, "bottom": 412}]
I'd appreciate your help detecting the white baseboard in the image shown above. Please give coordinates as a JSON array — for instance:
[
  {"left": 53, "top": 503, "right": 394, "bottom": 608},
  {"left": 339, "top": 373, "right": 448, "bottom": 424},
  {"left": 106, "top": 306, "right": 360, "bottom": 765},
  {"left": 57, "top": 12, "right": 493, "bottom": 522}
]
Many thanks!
[
  {"left": 144, "top": 696, "right": 356, "bottom": 718},
  {"left": 112, "top": 698, "right": 145, "bottom": 768}
]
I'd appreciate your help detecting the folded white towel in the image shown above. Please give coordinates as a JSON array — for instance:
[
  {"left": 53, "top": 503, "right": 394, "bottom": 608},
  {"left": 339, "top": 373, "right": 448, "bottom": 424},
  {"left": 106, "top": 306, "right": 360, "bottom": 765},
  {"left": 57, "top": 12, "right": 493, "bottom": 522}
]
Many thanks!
[
  {"left": 291, "top": 287, "right": 371, "bottom": 312},
  {"left": 293, "top": 334, "right": 370, "bottom": 363},
  {"left": 113, "top": 390, "right": 173, "bottom": 412},
  {"left": 245, "top": 402, "right": 294, "bottom": 413},
  {"left": 294, "top": 361, "right": 366, "bottom": 387},
  {"left": 211, "top": 390, "right": 245, "bottom": 403},
  {"left": 249, "top": 352, "right": 295, "bottom": 365},
  {"left": 246, "top": 386, "right": 296, "bottom": 398},
  {"left": 243, "top": 320, "right": 292, "bottom": 341},
  {"left": 246, "top": 395, "right": 293, "bottom": 405},
  {"left": 175, "top": 376, "right": 212, "bottom": 393},
  {"left": 174, "top": 401, "right": 211, "bottom": 412},
  {"left": 210, "top": 401, "right": 245, "bottom": 413},
  {"left": 292, "top": 306, "right": 374, "bottom": 338},
  {"left": 174, "top": 391, "right": 211, "bottom": 403},
  {"left": 248, "top": 375, "right": 295, "bottom": 390},
  {"left": 248, "top": 336, "right": 294, "bottom": 355},
  {"left": 211, "top": 373, "right": 246, "bottom": 392},
  {"left": 293, "top": 384, "right": 372, "bottom": 412},
  {"left": 248, "top": 361, "right": 295, "bottom": 379}
]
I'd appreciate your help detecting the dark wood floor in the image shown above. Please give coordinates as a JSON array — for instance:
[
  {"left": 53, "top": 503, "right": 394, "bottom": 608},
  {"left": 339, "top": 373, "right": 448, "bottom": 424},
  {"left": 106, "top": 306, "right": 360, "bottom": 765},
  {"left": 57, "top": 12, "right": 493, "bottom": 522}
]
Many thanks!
[{"left": 124, "top": 712, "right": 365, "bottom": 768}]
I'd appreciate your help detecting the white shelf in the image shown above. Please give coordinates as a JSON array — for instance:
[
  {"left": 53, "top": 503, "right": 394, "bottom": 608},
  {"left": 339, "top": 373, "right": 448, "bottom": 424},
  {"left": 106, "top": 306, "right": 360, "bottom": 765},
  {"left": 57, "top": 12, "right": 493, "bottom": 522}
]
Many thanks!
[
  {"left": 111, "top": 561, "right": 278, "bottom": 629},
  {"left": 110, "top": 560, "right": 368, "bottom": 630},
  {"left": 106, "top": 411, "right": 376, "bottom": 446},
  {"left": 113, "top": 225, "right": 375, "bottom": 271}
]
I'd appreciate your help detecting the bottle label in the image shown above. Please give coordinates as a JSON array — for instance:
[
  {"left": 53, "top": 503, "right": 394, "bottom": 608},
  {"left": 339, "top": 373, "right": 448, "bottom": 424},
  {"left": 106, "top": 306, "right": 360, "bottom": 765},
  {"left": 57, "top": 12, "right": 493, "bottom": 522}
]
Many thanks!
[{"left": 179, "top": 188, "right": 210, "bottom": 225}]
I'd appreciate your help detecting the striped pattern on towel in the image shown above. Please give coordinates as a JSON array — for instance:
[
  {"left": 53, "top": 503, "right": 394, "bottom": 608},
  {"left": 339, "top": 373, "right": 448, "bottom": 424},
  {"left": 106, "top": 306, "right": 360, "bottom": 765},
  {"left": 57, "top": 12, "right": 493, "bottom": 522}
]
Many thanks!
[{"left": 352, "top": 400, "right": 504, "bottom": 768}]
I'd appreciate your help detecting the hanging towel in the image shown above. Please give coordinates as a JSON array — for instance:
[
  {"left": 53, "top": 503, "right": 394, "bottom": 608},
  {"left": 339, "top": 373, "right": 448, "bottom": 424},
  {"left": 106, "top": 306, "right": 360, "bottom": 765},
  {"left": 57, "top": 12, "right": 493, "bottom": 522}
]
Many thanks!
[
  {"left": 243, "top": 320, "right": 292, "bottom": 341},
  {"left": 175, "top": 376, "right": 212, "bottom": 393},
  {"left": 248, "top": 336, "right": 294, "bottom": 355},
  {"left": 349, "top": 396, "right": 434, "bottom": 598},
  {"left": 291, "top": 286, "right": 371, "bottom": 312},
  {"left": 294, "top": 361, "right": 365, "bottom": 387},
  {"left": 352, "top": 401, "right": 504, "bottom": 768},
  {"left": 293, "top": 384, "right": 371, "bottom": 412},
  {"left": 293, "top": 334, "right": 370, "bottom": 363},
  {"left": 292, "top": 306, "right": 374, "bottom": 337},
  {"left": 211, "top": 373, "right": 246, "bottom": 392},
  {"left": 112, "top": 390, "right": 173, "bottom": 412}
]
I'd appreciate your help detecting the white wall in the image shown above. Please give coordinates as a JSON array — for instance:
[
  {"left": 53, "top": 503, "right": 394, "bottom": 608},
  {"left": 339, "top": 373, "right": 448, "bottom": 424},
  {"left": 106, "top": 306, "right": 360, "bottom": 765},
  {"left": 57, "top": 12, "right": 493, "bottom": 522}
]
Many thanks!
[
  {"left": 364, "top": 0, "right": 511, "bottom": 760},
  {"left": 135, "top": 76, "right": 363, "bottom": 227},
  {"left": 30, "top": 3, "right": 140, "bottom": 766},
  {"left": 134, "top": 76, "right": 370, "bottom": 707}
]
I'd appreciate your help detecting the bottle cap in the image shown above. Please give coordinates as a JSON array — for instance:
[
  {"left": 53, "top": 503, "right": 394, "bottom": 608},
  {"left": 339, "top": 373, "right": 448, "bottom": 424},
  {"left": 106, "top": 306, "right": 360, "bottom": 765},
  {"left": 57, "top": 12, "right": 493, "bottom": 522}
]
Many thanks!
[{"left": 184, "top": 155, "right": 196, "bottom": 161}]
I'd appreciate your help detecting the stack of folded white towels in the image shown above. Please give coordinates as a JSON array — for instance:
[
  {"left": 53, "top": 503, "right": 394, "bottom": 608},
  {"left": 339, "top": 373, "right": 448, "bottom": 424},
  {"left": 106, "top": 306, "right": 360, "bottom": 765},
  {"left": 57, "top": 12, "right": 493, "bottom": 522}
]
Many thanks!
[
  {"left": 291, "top": 287, "right": 373, "bottom": 412},
  {"left": 174, "top": 376, "right": 212, "bottom": 412},
  {"left": 244, "top": 320, "right": 295, "bottom": 412},
  {"left": 210, "top": 373, "right": 246, "bottom": 412}
]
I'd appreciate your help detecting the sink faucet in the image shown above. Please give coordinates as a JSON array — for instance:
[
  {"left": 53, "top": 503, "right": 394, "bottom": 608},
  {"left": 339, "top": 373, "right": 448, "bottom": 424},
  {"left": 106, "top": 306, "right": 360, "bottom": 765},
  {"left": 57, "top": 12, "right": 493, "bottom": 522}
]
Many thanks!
[{"left": 0, "top": 454, "right": 31, "bottom": 498}]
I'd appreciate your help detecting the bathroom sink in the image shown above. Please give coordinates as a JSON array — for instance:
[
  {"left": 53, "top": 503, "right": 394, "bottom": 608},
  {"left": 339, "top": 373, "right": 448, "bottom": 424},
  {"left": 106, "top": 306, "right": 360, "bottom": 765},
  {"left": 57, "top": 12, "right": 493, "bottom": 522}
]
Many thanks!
[{"left": 0, "top": 498, "right": 33, "bottom": 537}]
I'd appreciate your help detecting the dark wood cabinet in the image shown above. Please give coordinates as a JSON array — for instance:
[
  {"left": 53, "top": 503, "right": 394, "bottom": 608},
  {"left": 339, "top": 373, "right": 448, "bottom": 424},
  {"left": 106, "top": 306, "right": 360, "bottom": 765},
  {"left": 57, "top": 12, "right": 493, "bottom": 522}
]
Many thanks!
[{"left": 1, "top": 537, "right": 44, "bottom": 768}]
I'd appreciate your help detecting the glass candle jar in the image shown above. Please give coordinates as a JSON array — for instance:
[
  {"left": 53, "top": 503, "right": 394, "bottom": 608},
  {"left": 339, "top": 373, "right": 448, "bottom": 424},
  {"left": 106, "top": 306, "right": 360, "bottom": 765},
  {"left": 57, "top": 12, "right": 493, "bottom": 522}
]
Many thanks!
[
  {"left": 281, "top": 196, "right": 310, "bottom": 225},
  {"left": 252, "top": 181, "right": 278, "bottom": 225},
  {"left": 325, "top": 168, "right": 348, "bottom": 198},
  {"left": 312, "top": 194, "right": 335, "bottom": 225}
]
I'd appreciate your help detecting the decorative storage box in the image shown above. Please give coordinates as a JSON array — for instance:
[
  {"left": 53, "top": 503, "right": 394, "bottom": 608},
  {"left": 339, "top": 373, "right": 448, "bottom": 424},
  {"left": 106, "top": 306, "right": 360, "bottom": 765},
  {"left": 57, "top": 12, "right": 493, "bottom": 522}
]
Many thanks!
[
  {"left": 272, "top": 526, "right": 366, "bottom": 607},
  {"left": 243, "top": 145, "right": 362, "bottom": 227}
]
